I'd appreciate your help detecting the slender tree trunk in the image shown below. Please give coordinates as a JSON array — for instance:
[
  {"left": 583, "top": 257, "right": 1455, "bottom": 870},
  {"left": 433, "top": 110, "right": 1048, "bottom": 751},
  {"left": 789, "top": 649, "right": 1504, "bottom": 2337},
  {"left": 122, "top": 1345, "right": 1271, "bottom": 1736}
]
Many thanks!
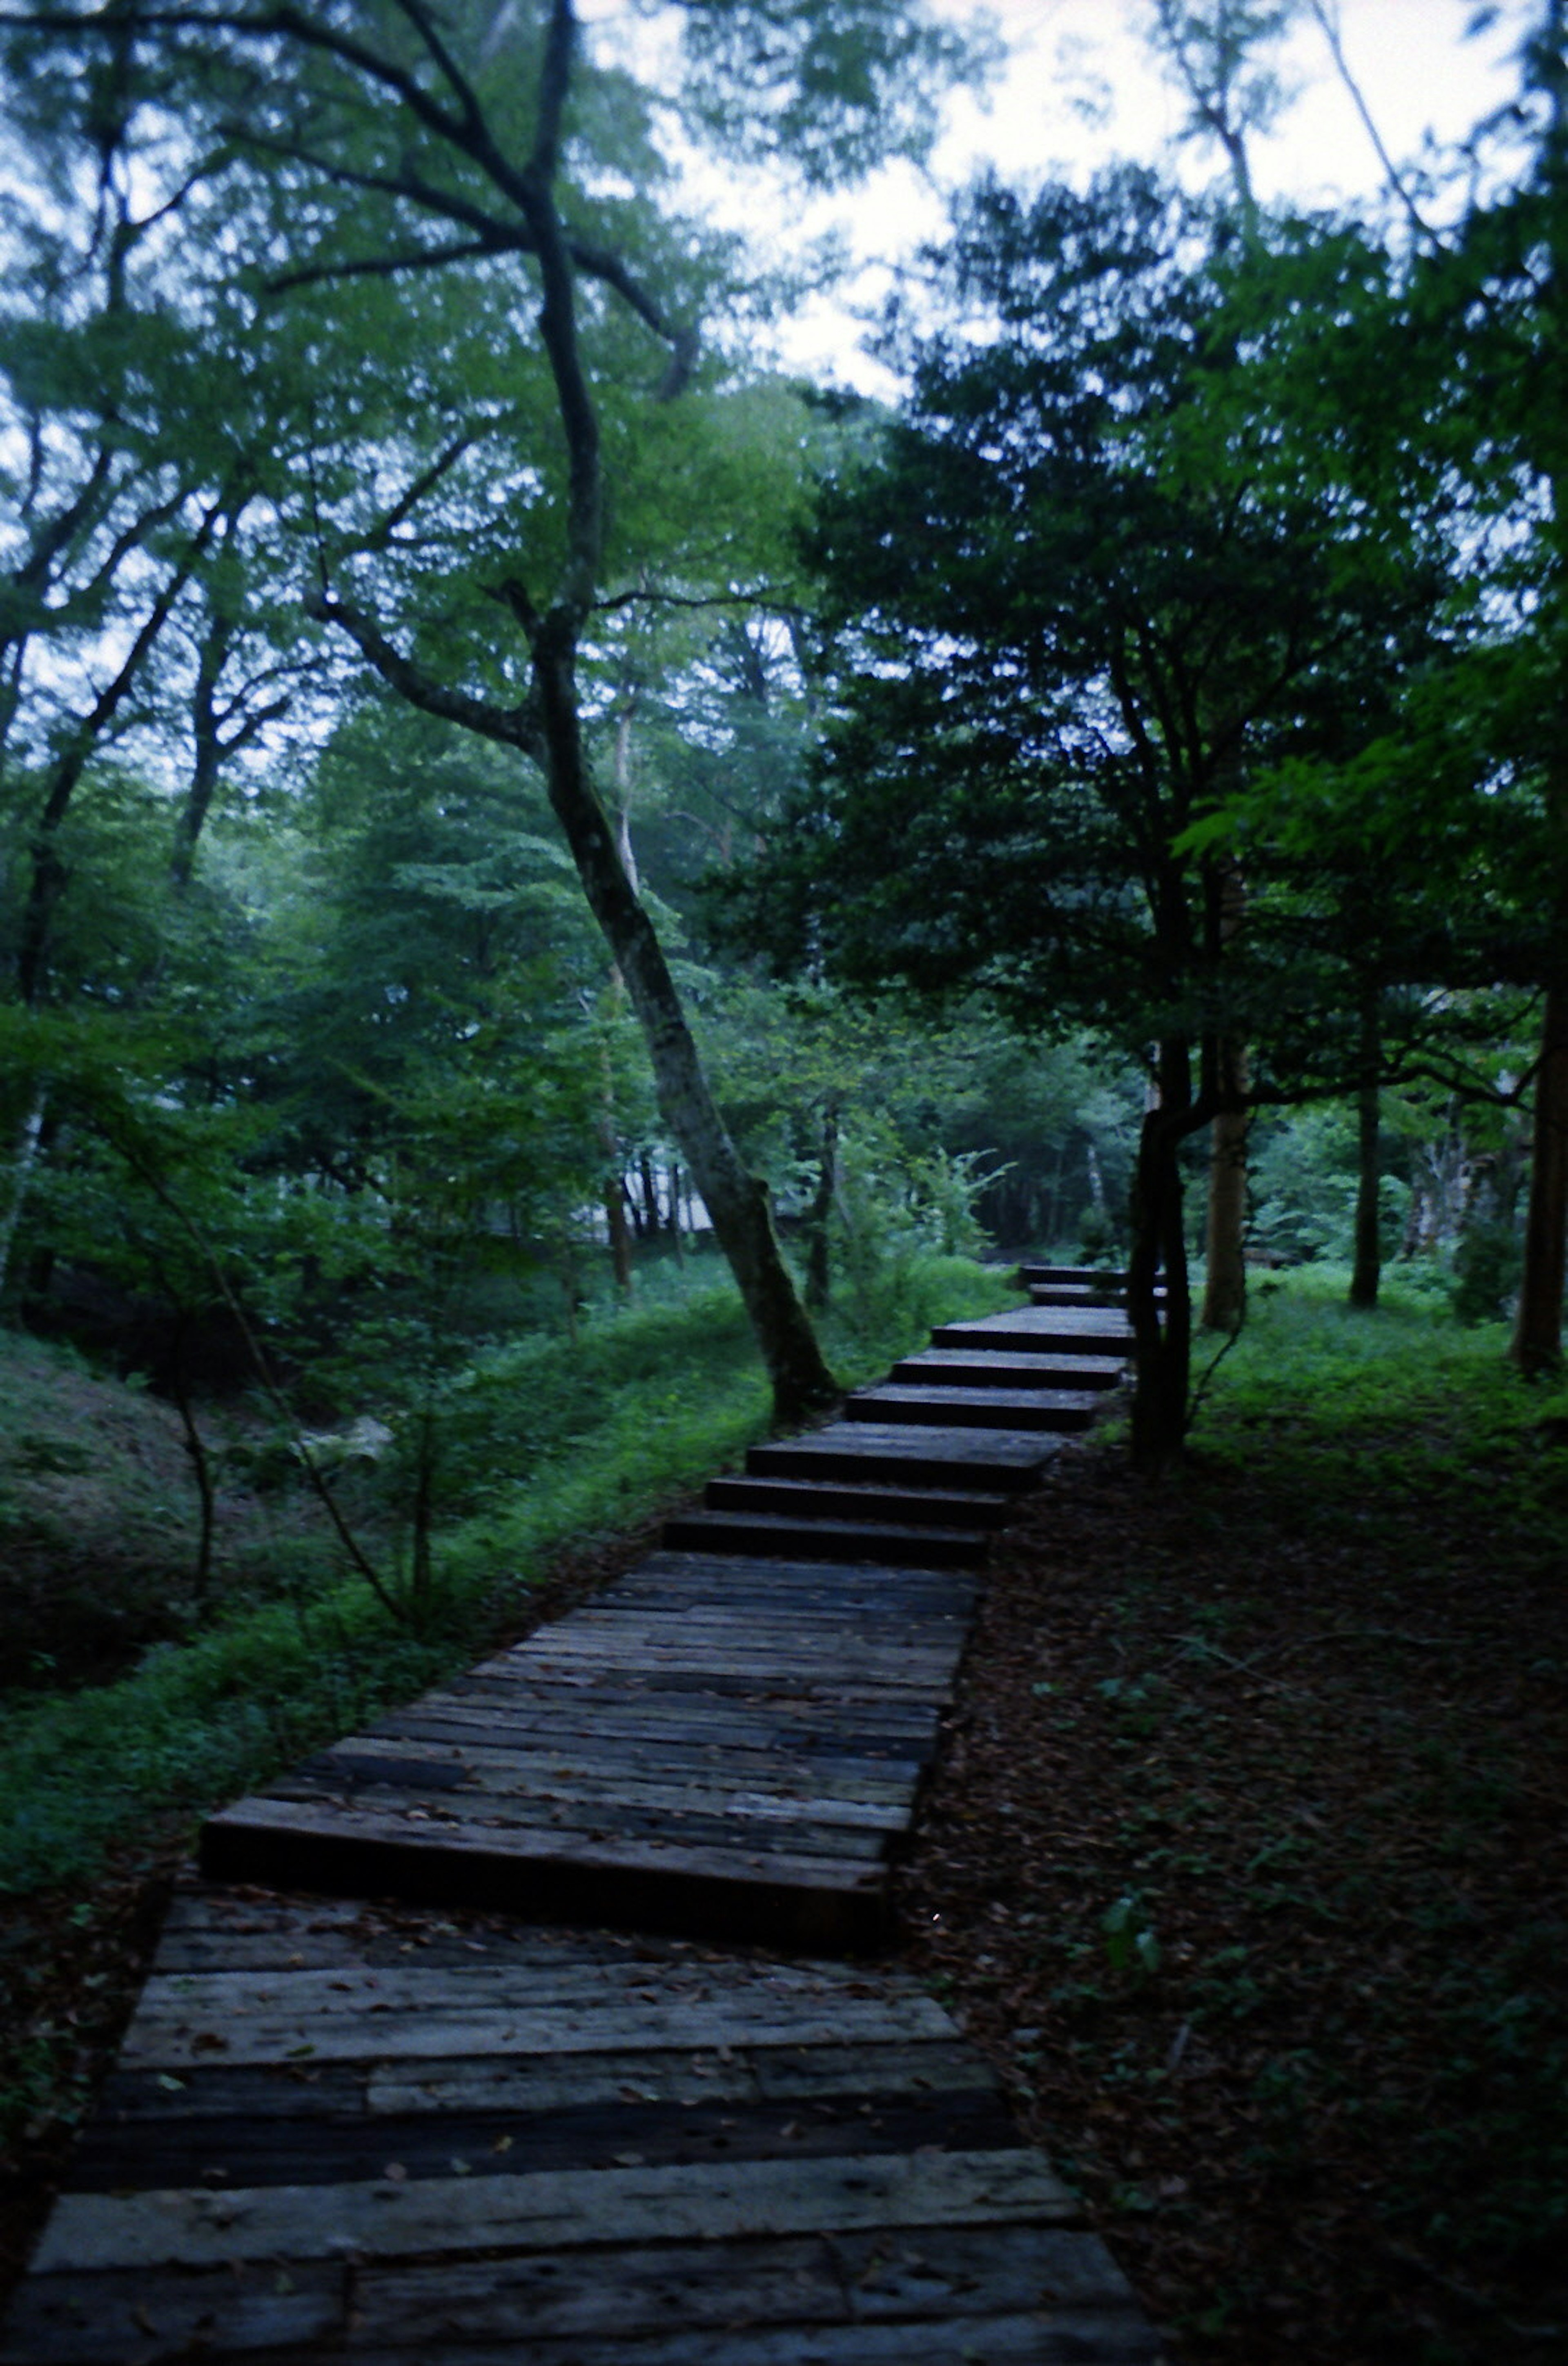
[
  {"left": 1349, "top": 985, "right": 1384, "bottom": 1310},
  {"left": 1350, "top": 1081, "right": 1383, "bottom": 1309},
  {"left": 1199, "top": 859, "right": 1248, "bottom": 1332},
  {"left": 637, "top": 1154, "right": 657, "bottom": 1238},
  {"left": 0, "top": 1082, "right": 49, "bottom": 1304},
  {"left": 597, "top": 985, "right": 633, "bottom": 1292},
  {"left": 805, "top": 1100, "right": 839, "bottom": 1314},
  {"left": 1512, "top": 977, "right": 1568, "bottom": 1373},
  {"left": 168, "top": 1314, "right": 216, "bottom": 1607},
  {"left": 1200, "top": 1099, "right": 1249, "bottom": 1330},
  {"left": 1129, "top": 1039, "right": 1195, "bottom": 1472},
  {"left": 603, "top": 1165, "right": 634, "bottom": 1288},
  {"left": 1514, "top": 18, "right": 1568, "bottom": 1368}
]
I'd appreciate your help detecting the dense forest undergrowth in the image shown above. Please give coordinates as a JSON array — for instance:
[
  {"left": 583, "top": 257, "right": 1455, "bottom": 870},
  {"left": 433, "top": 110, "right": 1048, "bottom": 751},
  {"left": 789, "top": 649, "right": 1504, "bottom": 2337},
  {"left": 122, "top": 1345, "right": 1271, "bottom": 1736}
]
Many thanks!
[{"left": 4, "top": 1264, "right": 1566, "bottom": 2364}]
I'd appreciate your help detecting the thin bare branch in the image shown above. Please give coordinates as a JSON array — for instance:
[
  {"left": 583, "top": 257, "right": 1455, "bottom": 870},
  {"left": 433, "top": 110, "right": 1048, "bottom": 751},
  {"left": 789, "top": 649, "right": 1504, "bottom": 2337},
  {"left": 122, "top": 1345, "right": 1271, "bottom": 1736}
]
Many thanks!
[{"left": 1304, "top": 0, "right": 1434, "bottom": 243}]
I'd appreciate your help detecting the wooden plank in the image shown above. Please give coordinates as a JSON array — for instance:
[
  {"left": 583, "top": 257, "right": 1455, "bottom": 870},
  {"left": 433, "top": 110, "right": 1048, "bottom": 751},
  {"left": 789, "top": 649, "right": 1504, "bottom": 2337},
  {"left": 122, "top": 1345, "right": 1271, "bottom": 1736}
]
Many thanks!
[
  {"left": 119, "top": 1978, "right": 955, "bottom": 2072},
  {"left": 30, "top": 2146, "right": 1078, "bottom": 2274},
  {"left": 845, "top": 1386, "right": 1097, "bottom": 1433},
  {"left": 70, "top": 2083, "right": 1020, "bottom": 2197},
  {"left": 200, "top": 1803, "right": 893, "bottom": 1951},
  {"left": 2, "top": 2230, "right": 1162, "bottom": 2366},
  {"left": 348, "top": 2225, "right": 1158, "bottom": 2347},
  {"left": 308, "top": 1736, "right": 923, "bottom": 1805},
  {"left": 269, "top": 1765, "right": 912, "bottom": 1841},
  {"left": 746, "top": 1428, "right": 1055, "bottom": 1488}
]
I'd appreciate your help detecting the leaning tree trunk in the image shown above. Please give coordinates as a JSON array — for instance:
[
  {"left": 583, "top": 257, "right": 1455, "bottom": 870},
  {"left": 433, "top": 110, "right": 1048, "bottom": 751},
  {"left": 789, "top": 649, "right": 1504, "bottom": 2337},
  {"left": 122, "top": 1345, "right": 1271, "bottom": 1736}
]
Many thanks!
[
  {"left": 1128, "top": 1040, "right": 1196, "bottom": 1472},
  {"left": 530, "top": 622, "right": 837, "bottom": 1419},
  {"left": 307, "top": 0, "right": 838, "bottom": 1427}
]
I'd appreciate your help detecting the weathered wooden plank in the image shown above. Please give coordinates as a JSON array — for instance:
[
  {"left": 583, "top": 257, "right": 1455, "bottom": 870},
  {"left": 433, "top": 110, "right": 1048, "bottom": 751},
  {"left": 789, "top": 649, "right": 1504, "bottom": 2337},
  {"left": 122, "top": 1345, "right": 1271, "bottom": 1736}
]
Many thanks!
[
  {"left": 31, "top": 2146, "right": 1077, "bottom": 2274},
  {"left": 0, "top": 2261, "right": 346, "bottom": 2364},
  {"left": 2, "top": 2224, "right": 1160, "bottom": 2366},
  {"left": 747, "top": 1426, "right": 1056, "bottom": 1486},
  {"left": 704, "top": 1476, "right": 1015, "bottom": 1528},
  {"left": 344, "top": 2226, "right": 1157, "bottom": 2348},
  {"left": 120, "top": 1985, "right": 954, "bottom": 2072},
  {"left": 845, "top": 1386, "right": 1097, "bottom": 1433},
  {"left": 332, "top": 2315, "right": 1160, "bottom": 2366},
  {"left": 200, "top": 1806, "right": 891, "bottom": 1951},
  {"left": 324, "top": 1733, "right": 924, "bottom": 1801},
  {"left": 360, "top": 2036, "right": 993, "bottom": 2117},
  {"left": 267, "top": 1767, "right": 909, "bottom": 1847},
  {"left": 71, "top": 2081, "right": 1019, "bottom": 2197}
]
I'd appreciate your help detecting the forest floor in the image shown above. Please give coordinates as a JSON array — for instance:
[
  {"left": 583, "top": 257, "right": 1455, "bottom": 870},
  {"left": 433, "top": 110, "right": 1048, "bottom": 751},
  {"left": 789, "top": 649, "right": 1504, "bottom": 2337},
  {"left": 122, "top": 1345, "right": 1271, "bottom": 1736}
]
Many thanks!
[
  {"left": 897, "top": 1402, "right": 1568, "bottom": 2366},
  {"left": 3, "top": 1290, "right": 1566, "bottom": 2364}
]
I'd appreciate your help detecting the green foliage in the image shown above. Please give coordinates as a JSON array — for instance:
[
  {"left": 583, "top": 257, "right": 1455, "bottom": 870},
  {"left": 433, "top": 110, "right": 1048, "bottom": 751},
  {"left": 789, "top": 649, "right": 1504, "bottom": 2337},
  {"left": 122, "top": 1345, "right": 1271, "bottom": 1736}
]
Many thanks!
[
  {"left": 1451, "top": 1217, "right": 1523, "bottom": 1326},
  {"left": 1248, "top": 1104, "right": 1409, "bottom": 1266}
]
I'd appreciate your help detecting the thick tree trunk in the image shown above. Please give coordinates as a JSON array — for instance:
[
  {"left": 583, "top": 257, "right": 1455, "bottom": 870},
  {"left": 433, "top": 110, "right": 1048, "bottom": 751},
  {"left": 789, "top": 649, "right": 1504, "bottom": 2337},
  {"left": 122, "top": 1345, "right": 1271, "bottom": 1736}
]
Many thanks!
[
  {"left": 1199, "top": 1098, "right": 1248, "bottom": 1330},
  {"left": 1129, "top": 1040, "right": 1195, "bottom": 1472},
  {"left": 1511, "top": 977, "right": 1568, "bottom": 1374}
]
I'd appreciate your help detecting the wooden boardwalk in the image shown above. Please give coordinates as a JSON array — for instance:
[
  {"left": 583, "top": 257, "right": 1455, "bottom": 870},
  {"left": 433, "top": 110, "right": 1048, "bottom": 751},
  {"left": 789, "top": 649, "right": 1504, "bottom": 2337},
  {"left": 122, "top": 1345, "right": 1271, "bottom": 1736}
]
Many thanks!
[{"left": 2, "top": 1287, "right": 1166, "bottom": 2364}]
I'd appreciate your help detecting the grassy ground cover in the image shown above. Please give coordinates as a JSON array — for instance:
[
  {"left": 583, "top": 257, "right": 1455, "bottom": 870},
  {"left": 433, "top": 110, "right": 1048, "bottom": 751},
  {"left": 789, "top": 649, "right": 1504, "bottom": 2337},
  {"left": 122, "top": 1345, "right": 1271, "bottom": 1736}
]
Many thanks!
[{"left": 899, "top": 1269, "right": 1568, "bottom": 2365}]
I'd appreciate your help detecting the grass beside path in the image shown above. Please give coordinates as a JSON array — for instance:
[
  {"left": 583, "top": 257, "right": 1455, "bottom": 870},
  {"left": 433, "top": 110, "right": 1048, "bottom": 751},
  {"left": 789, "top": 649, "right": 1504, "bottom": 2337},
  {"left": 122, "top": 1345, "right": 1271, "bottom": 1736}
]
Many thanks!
[{"left": 900, "top": 1273, "right": 1568, "bottom": 2366}]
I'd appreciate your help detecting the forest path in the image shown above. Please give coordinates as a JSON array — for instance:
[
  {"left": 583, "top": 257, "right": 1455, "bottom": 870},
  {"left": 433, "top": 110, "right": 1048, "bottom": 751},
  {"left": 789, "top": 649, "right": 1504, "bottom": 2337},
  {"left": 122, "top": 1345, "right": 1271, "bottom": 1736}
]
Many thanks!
[{"left": 2, "top": 1283, "right": 1166, "bottom": 2364}]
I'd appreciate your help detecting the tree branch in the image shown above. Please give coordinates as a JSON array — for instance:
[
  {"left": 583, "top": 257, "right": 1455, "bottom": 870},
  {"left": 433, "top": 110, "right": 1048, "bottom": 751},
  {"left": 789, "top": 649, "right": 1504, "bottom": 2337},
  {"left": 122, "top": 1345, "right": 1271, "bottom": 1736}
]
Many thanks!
[{"left": 310, "top": 590, "right": 543, "bottom": 759}]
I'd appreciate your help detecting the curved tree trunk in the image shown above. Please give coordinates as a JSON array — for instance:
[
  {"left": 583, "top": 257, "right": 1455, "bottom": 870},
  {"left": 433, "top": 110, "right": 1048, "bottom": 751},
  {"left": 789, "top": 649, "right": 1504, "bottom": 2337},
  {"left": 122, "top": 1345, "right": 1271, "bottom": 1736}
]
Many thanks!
[
  {"left": 305, "top": 0, "right": 837, "bottom": 1426},
  {"left": 531, "top": 623, "right": 835, "bottom": 1418}
]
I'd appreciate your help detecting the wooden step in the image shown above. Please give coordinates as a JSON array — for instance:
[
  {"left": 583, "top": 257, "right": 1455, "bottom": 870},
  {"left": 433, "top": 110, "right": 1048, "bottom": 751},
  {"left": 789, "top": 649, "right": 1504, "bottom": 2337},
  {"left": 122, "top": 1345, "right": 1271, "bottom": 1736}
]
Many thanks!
[
  {"left": 929, "top": 1324, "right": 1126, "bottom": 1379},
  {"left": 1027, "top": 1283, "right": 1127, "bottom": 1308},
  {"left": 663, "top": 1509, "right": 991, "bottom": 1568},
  {"left": 707, "top": 1474, "right": 1016, "bottom": 1528},
  {"left": 894, "top": 1350, "right": 1118, "bottom": 1391},
  {"left": 198, "top": 1547, "right": 984, "bottom": 1954},
  {"left": 748, "top": 1421, "right": 1057, "bottom": 1491},
  {"left": 846, "top": 1385, "right": 1099, "bottom": 1433},
  {"left": 940, "top": 1319, "right": 1131, "bottom": 1360},
  {"left": 1017, "top": 1261, "right": 1130, "bottom": 1285}
]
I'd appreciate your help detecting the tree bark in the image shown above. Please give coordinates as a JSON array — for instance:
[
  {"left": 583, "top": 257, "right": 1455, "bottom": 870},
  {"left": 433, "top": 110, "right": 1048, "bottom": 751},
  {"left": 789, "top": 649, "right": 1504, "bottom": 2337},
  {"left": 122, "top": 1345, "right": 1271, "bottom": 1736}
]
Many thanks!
[
  {"left": 528, "top": 621, "right": 834, "bottom": 1417},
  {"left": 1511, "top": 977, "right": 1568, "bottom": 1373},
  {"left": 804, "top": 1099, "right": 839, "bottom": 1314},
  {"left": 1129, "top": 1038, "right": 1196, "bottom": 1473},
  {"left": 1200, "top": 1099, "right": 1248, "bottom": 1330},
  {"left": 1349, "top": 985, "right": 1383, "bottom": 1310}
]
